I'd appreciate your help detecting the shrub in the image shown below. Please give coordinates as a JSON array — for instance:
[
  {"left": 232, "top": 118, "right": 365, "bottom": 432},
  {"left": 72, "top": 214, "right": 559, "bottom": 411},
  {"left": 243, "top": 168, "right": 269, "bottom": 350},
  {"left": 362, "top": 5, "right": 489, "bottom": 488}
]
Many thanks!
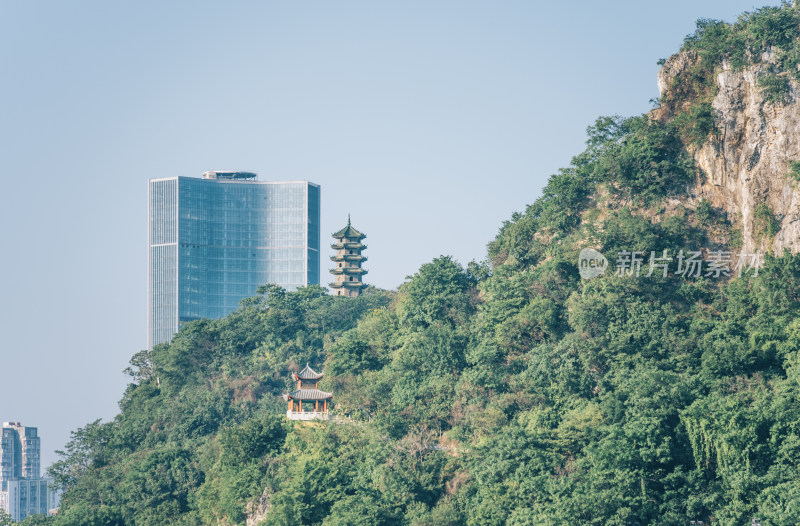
[
  {"left": 754, "top": 202, "right": 781, "bottom": 239},
  {"left": 758, "top": 73, "right": 792, "bottom": 104},
  {"left": 670, "top": 103, "right": 718, "bottom": 147},
  {"left": 602, "top": 116, "right": 696, "bottom": 203},
  {"left": 788, "top": 160, "right": 800, "bottom": 181},
  {"left": 696, "top": 199, "right": 715, "bottom": 224}
]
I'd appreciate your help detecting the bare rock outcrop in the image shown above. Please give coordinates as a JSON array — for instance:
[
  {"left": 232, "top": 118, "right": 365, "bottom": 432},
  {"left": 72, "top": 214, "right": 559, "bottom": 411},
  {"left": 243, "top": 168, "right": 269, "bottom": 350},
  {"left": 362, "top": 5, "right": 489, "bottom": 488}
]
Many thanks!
[
  {"left": 245, "top": 488, "right": 271, "bottom": 526},
  {"left": 658, "top": 51, "right": 800, "bottom": 254}
]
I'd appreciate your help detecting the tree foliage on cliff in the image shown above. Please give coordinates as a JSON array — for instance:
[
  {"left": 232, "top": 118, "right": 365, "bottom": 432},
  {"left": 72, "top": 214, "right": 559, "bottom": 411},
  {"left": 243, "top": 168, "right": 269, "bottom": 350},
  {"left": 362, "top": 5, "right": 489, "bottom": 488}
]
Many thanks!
[{"left": 679, "top": 3, "right": 800, "bottom": 105}]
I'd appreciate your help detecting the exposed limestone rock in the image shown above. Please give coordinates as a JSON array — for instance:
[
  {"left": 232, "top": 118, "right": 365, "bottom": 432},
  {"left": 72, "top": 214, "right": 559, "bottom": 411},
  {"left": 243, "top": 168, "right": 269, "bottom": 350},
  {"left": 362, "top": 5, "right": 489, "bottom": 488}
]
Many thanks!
[
  {"left": 246, "top": 488, "right": 271, "bottom": 526},
  {"left": 657, "top": 50, "right": 800, "bottom": 254},
  {"left": 657, "top": 50, "right": 698, "bottom": 99}
]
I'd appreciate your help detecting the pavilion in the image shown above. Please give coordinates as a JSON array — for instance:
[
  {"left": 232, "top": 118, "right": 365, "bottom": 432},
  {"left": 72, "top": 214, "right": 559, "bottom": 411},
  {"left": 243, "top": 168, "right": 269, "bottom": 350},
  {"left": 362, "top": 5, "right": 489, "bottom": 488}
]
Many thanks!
[{"left": 283, "top": 364, "right": 332, "bottom": 421}]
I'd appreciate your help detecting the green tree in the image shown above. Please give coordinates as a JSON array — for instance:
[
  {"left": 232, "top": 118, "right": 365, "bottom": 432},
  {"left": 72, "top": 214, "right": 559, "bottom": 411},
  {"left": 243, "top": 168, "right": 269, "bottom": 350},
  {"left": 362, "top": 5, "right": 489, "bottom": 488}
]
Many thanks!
[
  {"left": 19, "top": 515, "right": 55, "bottom": 525},
  {"left": 396, "top": 256, "right": 475, "bottom": 329}
]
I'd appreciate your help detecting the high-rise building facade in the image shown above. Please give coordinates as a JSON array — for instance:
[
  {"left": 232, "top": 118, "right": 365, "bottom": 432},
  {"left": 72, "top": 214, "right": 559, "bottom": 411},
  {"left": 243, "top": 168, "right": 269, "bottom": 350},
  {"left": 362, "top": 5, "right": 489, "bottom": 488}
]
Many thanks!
[
  {"left": 2, "top": 479, "right": 49, "bottom": 521},
  {"left": 0, "top": 423, "right": 49, "bottom": 522},
  {"left": 0, "top": 423, "right": 40, "bottom": 486},
  {"left": 148, "top": 171, "right": 321, "bottom": 348}
]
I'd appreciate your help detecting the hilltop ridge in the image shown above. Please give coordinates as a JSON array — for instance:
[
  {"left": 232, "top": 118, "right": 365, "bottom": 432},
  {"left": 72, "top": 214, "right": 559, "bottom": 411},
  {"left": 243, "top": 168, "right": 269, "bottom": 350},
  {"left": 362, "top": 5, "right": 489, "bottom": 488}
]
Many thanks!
[{"left": 33, "top": 4, "right": 800, "bottom": 526}]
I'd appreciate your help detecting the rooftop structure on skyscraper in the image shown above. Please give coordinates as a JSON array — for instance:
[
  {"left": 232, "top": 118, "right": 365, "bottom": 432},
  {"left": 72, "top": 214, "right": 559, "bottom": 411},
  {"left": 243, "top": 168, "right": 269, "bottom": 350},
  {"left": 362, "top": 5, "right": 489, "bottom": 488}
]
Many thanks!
[{"left": 201, "top": 170, "right": 258, "bottom": 180}]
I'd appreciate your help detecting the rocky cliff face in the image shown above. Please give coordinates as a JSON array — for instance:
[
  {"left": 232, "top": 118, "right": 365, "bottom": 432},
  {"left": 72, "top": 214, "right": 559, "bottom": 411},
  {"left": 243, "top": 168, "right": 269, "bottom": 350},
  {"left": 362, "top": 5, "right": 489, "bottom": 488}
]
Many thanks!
[
  {"left": 246, "top": 488, "right": 271, "bottom": 526},
  {"left": 658, "top": 51, "right": 800, "bottom": 255}
]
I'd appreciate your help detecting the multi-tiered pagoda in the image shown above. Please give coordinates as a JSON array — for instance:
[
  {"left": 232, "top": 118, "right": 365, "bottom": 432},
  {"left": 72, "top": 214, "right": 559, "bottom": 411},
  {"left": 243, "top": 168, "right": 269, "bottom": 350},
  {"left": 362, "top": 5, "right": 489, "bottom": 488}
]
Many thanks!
[
  {"left": 330, "top": 216, "right": 367, "bottom": 297},
  {"left": 283, "top": 364, "right": 332, "bottom": 421}
]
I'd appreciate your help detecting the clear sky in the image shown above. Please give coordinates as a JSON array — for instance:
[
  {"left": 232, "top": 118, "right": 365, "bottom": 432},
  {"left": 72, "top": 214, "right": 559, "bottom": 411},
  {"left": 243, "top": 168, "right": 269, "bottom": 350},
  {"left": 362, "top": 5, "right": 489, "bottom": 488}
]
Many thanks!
[{"left": 0, "top": 0, "right": 776, "bottom": 468}]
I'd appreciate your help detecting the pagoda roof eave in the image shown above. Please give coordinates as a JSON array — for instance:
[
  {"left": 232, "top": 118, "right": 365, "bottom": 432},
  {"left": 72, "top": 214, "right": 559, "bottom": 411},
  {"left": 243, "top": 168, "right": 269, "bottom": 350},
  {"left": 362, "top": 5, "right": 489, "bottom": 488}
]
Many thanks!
[
  {"left": 331, "top": 268, "right": 368, "bottom": 275},
  {"left": 330, "top": 282, "right": 367, "bottom": 289},
  {"left": 284, "top": 388, "right": 333, "bottom": 401},
  {"left": 331, "top": 243, "right": 366, "bottom": 250},
  {"left": 332, "top": 215, "right": 366, "bottom": 239},
  {"left": 332, "top": 230, "right": 366, "bottom": 240},
  {"left": 293, "top": 364, "right": 324, "bottom": 380},
  {"left": 330, "top": 255, "right": 368, "bottom": 262}
]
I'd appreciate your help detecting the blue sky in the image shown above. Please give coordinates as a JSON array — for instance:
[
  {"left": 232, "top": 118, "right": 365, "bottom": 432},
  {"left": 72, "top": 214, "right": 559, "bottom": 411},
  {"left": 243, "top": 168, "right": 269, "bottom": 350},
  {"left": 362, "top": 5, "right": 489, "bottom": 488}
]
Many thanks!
[{"left": 0, "top": 0, "right": 776, "bottom": 467}]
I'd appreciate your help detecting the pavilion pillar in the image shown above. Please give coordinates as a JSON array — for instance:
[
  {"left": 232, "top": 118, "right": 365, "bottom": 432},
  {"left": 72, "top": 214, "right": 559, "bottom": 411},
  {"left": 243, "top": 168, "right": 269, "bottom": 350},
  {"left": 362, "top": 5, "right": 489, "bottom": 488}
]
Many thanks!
[
  {"left": 324, "top": 400, "right": 327, "bottom": 412},
  {"left": 299, "top": 400, "right": 302, "bottom": 412},
  {"left": 288, "top": 400, "right": 292, "bottom": 412},
  {"left": 315, "top": 400, "right": 319, "bottom": 412}
]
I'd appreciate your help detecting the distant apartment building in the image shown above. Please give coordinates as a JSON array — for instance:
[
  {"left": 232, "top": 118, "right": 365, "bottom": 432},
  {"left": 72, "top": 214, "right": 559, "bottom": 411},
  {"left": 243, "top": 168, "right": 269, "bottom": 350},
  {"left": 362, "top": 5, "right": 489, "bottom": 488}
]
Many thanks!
[
  {"left": 1, "top": 479, "right": 48, "bottom": 522},
  {"left": 1, "top": 423, "right": 40, "bottom": 485},
  {"left": 148, "top": 171, "right": 321, "bottom": 348},
  {"left": 0, "top": 423, "right": 51, "bottom": 522}
]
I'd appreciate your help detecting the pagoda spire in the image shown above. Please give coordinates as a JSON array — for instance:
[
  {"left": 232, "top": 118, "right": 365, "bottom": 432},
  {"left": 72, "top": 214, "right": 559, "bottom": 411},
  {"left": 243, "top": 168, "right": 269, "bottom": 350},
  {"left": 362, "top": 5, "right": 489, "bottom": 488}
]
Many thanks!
[{"left": 330, "top": 216, "right": 367, "bottom": 297}]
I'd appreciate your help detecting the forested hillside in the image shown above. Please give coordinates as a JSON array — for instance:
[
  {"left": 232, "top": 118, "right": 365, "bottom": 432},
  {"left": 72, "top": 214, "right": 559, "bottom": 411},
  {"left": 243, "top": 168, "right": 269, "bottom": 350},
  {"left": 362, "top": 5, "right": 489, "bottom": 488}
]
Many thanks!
[{"left": 25, "top": 4, "right": 800, "bottom": 525}]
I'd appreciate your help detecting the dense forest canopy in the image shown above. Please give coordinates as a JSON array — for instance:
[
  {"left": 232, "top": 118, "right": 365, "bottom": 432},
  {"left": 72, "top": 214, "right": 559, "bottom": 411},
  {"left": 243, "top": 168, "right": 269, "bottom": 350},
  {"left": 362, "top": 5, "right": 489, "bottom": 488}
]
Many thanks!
[{"left": 21, "top": 4, "right": 800, "bottom": 525}]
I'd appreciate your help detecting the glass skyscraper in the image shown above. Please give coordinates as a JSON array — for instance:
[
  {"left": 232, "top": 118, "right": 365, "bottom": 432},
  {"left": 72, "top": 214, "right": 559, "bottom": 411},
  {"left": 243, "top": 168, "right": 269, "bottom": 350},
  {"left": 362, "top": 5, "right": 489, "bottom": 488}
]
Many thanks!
[{"left": 148, "top": 171, "right": 320, "bottom": 348}]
